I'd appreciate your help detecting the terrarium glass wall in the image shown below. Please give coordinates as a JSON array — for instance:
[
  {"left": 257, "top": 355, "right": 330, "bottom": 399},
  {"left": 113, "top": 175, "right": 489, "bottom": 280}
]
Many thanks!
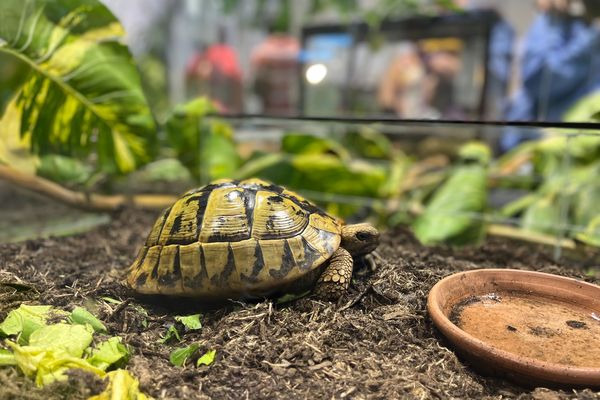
[{"left": 93, "top": 0, "right": 600, "bottom": 124}]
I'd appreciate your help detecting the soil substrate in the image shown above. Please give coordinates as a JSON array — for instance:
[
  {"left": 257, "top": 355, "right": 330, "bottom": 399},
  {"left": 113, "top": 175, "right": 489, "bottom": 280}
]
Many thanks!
[{"left": 1, "top": 206, "right": 599, "bottom": 400}]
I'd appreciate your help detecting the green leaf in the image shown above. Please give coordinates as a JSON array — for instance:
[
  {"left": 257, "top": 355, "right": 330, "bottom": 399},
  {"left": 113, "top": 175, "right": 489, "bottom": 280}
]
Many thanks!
[
  {"left": 166, "top": 97, "right": 239, "bottom": 183},
  {"left": 500, "top": 193, "right": 541, "bottom": 217},
  {"left": 29, "top": 323, "right": 93, "bottom": 358},
  {"left": 87, "top": 337, "right": 129, "bottom": 371},
  {"left": 69, "top": 307, "right": 107, "bottom": 333},
  {"left": 240, "top": 152, "right": 388, "bottom": 217},
  {"left": 0, "top": 0, "right": 156, "bottom": 173},
  {"left": 132, "top": 158, "right": 192, "bottom": 183},
  {"left": 0, "top": 52, "right": 29, "bottom": 114},
  {"left": 282, "top": 133, "right": 349, "bottom": 159},
  {"left": 341, "top": 129, "right": 396, "bottom": 160},
  {"left": 291, "top": 154, "right": 388, "bottom": 197},
  {"left": 169, "top": 344, "right": 199, "bottom": 367},
  {"left": 196, "top": 349, "right": 216, "bottom": 367},
  {"left": 246, "top": 153, "right": 387, "bottom": 196},
  {"left": 380, "top": 157, "right": 410, "bottom": 199},
  {"left": 0, "top": 304, "right": 54, "bottom": 342},
  {"left": 564, "top": 90, "right": 600, "bottom": 122},
  {"left": 174, "top": 314, "right": 202, "bottom": 331},
  {"left": 573, "top": 174, "right": 600, "bottom": 227},
  {"left": 575, "top": 215, "right": 600, "bottom": 247},
  {"left": 520, "top": 196, "right": 563, "bottom": 235},
  {"left": 234, "top": 152, "right": 286, "bottom": 180},
  {"left": 4, "top": 323, "right": 97, "bottom": 386},
  {"left": 201, "top": 122, "right": 241, "bottom": 179},
  {"left": 0, "top": 348, "right": 17, "bottom": 366},
  {"left": 172, "top": 97, "right": 216, "bottom": 116},
  {"left": 458, "top": 141, "right": 492, "bottom": 165},
  {"left": 160, "top": 325, "right": 180, "bottom": 344},
  {"left": 89, "top": 369, "right": 150, "bottom": 400},
  {"left": 413, "top": 164, "right": 488, "bottom": 246},
  {"left": 36, "top": 154, "right": 92, "bottom": 185}
]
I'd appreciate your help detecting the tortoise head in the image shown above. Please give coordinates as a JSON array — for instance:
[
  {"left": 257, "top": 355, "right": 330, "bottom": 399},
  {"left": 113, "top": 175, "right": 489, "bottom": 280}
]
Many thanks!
[{"left": 340, "top": 223, "right": 379, "bottom": 256}]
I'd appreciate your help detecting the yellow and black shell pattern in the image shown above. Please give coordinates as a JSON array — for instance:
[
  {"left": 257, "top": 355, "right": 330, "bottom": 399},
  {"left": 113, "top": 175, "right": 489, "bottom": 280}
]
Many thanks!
[{"left": 127, "top": 178, "right": 342, "bottom": 297}]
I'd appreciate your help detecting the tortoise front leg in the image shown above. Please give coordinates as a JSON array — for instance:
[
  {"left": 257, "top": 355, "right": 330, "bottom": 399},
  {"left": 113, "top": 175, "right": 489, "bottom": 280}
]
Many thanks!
[{"left": 313, "top": 247, "right": 353, "bottom": 301}]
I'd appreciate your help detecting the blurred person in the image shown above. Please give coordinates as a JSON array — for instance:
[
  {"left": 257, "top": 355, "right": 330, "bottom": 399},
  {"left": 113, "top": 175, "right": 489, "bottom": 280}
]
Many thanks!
[
  {"left": 377, "top": 44, "right": 434, "bottom": 118},
  {"left": 251, "top": 27, "right": 300, "bottom": 115},
  {"left": 446, "top": 0, "right": 515, "bottom": 119},
  {"left": 502, "top": 0, "right": 600, "bottom": 150},
  {"left": 467, "top": 1, "right": 515, "bottom": 119},
  {"left": 421, "top": 38, "right": 465, "bottom": 119},
  {"left": 185, "top": 27, "right": 243, "bottom": 113}
]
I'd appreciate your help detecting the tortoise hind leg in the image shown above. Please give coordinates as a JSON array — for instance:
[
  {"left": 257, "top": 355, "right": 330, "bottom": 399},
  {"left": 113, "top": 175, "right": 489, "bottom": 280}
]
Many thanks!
[{"left": 313, "top": 247, "right": 353, "bottom": 301}]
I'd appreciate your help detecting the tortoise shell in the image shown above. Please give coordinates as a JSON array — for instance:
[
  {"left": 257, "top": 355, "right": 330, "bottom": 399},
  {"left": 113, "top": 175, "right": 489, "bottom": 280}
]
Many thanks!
[{"left": 127, "top": 178, "right": 342, "bottom": 297}]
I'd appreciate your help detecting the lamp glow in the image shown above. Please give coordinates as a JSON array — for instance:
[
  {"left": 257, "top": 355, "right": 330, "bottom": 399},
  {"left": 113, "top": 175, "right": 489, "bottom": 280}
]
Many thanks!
[{"left": 305, "top": 63, "right": 327, "bottom": 85}]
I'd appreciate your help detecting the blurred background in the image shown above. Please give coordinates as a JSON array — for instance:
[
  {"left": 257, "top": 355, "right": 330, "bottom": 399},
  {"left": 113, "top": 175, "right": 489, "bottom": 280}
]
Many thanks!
[
  {"left": 1, "top": 0, "right": 599, "bottom": 261},
  {"left": 98, "top": 0, "right": 600, "bottom": 125}
]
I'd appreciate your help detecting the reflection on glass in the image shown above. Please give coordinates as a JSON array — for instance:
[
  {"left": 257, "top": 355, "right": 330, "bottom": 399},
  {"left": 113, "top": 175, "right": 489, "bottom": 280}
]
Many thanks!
[
  {"left": 98, "top": 0, "right": 600, "bottom": 123},
  {"left": 301, "top": 12, "right": 494, "bottom": 119},
  {"left": 305, "top": 63, "right": 328, "bottom": 85}
]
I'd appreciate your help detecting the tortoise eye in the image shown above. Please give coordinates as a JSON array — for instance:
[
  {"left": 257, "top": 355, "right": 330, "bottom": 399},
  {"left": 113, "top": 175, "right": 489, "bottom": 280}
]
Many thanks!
[{"left": 355, "top": 232, "right": 370, "bottom": 241}]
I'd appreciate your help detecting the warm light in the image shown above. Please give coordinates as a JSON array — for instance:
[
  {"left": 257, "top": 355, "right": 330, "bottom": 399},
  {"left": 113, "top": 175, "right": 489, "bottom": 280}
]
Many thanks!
[{"left": 305, "top": 63, "right": 327, "bottom": 85}]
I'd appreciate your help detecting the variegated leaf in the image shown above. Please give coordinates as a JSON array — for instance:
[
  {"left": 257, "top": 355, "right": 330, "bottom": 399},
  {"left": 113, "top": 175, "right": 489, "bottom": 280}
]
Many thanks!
[{"left": 0, "top": 0, "right": 155, "bottom": 173}]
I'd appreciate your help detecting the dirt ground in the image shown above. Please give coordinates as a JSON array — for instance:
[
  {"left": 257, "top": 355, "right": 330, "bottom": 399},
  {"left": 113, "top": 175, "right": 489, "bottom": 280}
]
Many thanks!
[{"left": 1, "top": 204, "right": 600, "bottom": 399}]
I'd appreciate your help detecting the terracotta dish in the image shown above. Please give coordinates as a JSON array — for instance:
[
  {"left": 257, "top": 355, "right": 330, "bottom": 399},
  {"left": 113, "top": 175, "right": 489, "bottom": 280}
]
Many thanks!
[{"left": 427, "top": 269, "right": 600, "bottom": 388}]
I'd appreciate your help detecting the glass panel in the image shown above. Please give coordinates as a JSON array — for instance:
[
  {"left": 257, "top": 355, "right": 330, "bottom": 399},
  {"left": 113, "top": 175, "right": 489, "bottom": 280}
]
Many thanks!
[{"left": 95, "top": 0, "right": 600, "bottom": 123}]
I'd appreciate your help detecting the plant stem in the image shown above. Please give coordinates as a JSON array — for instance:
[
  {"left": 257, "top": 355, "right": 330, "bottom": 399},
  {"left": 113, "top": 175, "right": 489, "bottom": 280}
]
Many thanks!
[{"left": 0, "top": 165, "right": 176, "bottom": 211}]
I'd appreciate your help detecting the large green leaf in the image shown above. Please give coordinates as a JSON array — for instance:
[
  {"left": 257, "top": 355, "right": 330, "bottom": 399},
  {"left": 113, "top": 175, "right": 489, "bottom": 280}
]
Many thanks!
[
  {"left": 0, "top": 304, "right": 55, "bottom": 342},
  {"left": 0, "top": 0, "right": 156, "bottom": 173},
  {"left": 575, "top": 214, "right": 600, "bottom": 247},
  {"left": 237, "top": 152, "right": 388, "bottom": 218},
  {"left": 412, "top": 142, "right": 490, "bottom": 246},
  {"left": 520, "top": 195, "right": 564, "bottom": 236},
  {"left": 87, "top": 337, "right": 129, "bottom": 370},
  {"left": 413, "top": 164, "right": 488, "bottom": 246},
  {"left": 341, "top": 129, "right": 397, "bottom": 160},
  {"left": 563, "top": 90, "right": 600, "bottom": 122},
  {"left": 243, "top": 153, "right": 387, "bottom": 197},
  {"left": 166, "top": 97, "right": 240, "bottom": 183},
  {"left": 36, "top": 154, "right": 92, "bottom": 185},
  {"left": 281, "top": 133, "right": 349, "bottom": 159},
  {"left": 573, "top": 180, "right": 600, "bottom": 227},
  {"left": 28, "top": 323, "right": 93, "bottom": 358}
]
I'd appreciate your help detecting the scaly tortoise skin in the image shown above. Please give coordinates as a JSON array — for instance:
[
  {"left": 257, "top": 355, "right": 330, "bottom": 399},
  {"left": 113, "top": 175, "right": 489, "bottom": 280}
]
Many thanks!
[{"left": 127, "top": 178, "right": 379, "bottom": 300}]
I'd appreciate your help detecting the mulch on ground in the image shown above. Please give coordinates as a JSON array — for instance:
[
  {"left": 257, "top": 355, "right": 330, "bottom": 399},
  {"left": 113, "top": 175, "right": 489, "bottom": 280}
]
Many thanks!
[{"left": 1, "top": 206, "right": 599, "bottom": 400}]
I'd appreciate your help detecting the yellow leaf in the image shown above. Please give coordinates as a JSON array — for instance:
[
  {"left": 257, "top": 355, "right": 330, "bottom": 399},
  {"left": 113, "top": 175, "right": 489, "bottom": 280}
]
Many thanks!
[
  {"left": 0, "top": 97, "right": 39, "bottom": 173},
  {"left": 5, "top": 341, "right": 105, "bottom": 387},
  {"left": 80, "top": 22, "right": 125, "bottom": 41},
  {"left": 113, "top": 130, "right": 136, "bottom": 173},
  {"left": 89, "top": 369, "right": 152, "bottom": 400}
]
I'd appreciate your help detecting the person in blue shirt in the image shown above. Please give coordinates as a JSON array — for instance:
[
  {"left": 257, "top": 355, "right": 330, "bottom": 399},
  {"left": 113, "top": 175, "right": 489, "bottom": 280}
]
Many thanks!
[
  {"left": 456, "top": 0, "right": 515, "bottom": 119},
  {"left": 502, "top": 0, "right": 600, "bottom": 151}
]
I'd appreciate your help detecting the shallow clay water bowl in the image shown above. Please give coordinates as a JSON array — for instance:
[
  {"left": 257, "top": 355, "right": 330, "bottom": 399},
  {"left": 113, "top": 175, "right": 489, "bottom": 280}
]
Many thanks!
[{"left": 427, "top": 269, "right": 600, "bottom": 388}]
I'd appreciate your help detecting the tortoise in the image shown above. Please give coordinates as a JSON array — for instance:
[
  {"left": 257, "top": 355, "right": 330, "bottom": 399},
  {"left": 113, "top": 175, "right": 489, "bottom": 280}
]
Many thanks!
[{"left": 127, "top": 178, "right": 379, "bottom": 300}]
